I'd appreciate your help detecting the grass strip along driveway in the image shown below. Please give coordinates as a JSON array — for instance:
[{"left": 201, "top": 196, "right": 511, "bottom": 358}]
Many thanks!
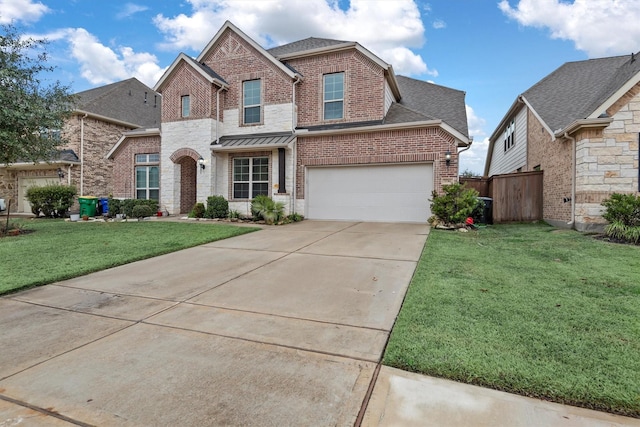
[
  {"left": 384, "top": 223, "right": 640, "bottom": 417},
  {"left": 0, "top": 219, "right": 258, "bottom": 295}
]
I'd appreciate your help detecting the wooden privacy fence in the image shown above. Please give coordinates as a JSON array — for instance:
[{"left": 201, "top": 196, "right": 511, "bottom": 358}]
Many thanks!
[{"left": 460, "top": 171, "right": 543, "bottom": 223}]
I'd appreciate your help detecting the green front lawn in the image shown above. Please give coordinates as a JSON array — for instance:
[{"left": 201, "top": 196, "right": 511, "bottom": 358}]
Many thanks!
[
  {"left": 0, "top": 219, "right": 259, "bottom": 295},
  {"left": 384, "top": 223, "right": 640, "bottom": 417}
]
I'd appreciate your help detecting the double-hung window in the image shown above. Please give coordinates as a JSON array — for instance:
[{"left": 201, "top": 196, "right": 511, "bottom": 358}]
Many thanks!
[
  {"left": 181, "top": 95, "right": 190, "bottom": 118},
  {"left": 233, "top": 157, "right": 268, "bottom": 199},
  {"left": 243, "top": 80, "right": 261, "bottom": 124},
  {"left": 323, "top": 72, "right": 344, "bottom": 120},
  {"left": 135, "top": 154, "right": 160, "bottom": 200}
]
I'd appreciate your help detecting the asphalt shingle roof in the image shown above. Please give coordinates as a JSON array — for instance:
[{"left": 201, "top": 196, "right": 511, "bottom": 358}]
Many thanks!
[
  {"left": 523, "top": 53, "right": 640, "bottom": 132},
  {"left": 267, "top": 37, "right": 349, "bottom": 57},
  {"left": 75, "top": 78, "right": 161, "bottom": 128},
  {"left": 396, "top": 76, "right": 469, "bottom": 136}
]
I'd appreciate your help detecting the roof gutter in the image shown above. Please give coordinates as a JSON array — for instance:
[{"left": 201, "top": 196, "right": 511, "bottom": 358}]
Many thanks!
[
  {"left": 74, "top": 109, "right": 140, "bottom": 129},
  {"left": 296, "top": 120, "right": 470, "bottom": 147},
  {"left": 553, "top": 118, "right": 613, "bottom": 138}
]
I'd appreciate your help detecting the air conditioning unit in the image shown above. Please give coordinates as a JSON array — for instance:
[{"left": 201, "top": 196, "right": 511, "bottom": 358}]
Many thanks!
[{"left": 0, "top": 198, "right": 6, "bottom": 212}]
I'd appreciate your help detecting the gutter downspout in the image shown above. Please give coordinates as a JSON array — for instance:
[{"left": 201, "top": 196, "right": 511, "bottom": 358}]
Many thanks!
[
  {"left": 291, "top": 76, "right": 301, "bottom": 214},
  {"left": 564, "top": 132, "right": 576, "bottom": 228},
  {"left": 80, "top": 113, "right": 88, "bottom": 196},
  {"left": 213, "top": 87, "right": 224, "bottom": 196},
  {"left": 457, "top": 137, "right": 473, "bottom": 155}
]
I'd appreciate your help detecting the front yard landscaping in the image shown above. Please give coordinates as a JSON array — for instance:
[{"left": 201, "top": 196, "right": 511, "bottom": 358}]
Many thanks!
[
  {"left": 384, "top": 223, "right": 640, "bottom": 417},
  {"left": 0, "top": 219, "right": 259, "bottom": 295}
]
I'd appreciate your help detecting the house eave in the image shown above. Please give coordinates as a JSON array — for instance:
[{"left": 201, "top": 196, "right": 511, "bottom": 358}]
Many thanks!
[
  {"left": 554, "top": 118, "right": 614, "bottom": 138},
  {"left": 74, "top": 109, "right": 141, "bottom": 129},
  {"left": 106, "top": 128, "right": 161, "bottom": 160},
  {"left": 5, "top": 159, "right": 81, "bottom": 170},
  {"left": 196, "top": 21, "right": 298, "bottom": 80},
  {"left": 154, "top": 53, "right": 229, "bottom": 92},
  {"left": 297, "top": 120, "right": 470, "bottom": 147}
]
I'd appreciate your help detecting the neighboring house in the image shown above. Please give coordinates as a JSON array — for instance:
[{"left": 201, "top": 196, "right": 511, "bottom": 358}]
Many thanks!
[
  {"left": 152, "top": 21, "right": 470, "bottom": 222},
  {"left": 0, "top": 78, "right": 160, "bottom": 214},
  {"left": 485, "top": 53, "right": 640, "bottom": 231}
]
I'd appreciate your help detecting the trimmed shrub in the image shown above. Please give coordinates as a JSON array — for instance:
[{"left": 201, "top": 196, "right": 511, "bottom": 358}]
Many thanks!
[
  {"left": 121, "top": 199, "right": 158, "bottom": 218},
  {"left": 25, "top": 184, "right": 76, "bottom": 218},
  {"left": 601, "top": 193, "right": 640, "bottom": 226},
  {"left": 205, "top": 195, "right": 229, "bottom": 219},
  {"left": 429, "top": 182, "right": 480, "bottom": 226},
  {"left": 132, "top": 204, "right": 154, "bottom": 219},
  {"left": 108, "top": 198, "right": 121, "bottom": 216},
  {"left": 602, "top": 193, "right": 640, "bottom": 244},
  {"left": 189, "top": 202, "right": 205, "bottom": 218}
]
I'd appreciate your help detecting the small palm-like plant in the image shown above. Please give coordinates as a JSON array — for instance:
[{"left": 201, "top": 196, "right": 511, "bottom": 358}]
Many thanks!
[{"left": 251, "top": 195, "right": 284, "bottom": 225}]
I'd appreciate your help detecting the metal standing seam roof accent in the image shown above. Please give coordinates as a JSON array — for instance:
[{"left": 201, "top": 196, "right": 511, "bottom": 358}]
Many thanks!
[{"left": 212, "top": 133, "right": 295, "bottom": 149}]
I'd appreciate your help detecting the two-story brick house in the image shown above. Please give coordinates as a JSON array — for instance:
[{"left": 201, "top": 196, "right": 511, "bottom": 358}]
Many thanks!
[
  {"left": 485, "top": 53, "right": 640, "bottom": 231},
  {"left": 0, "top": 78, "right": 160, "bottom": 214},
  {"left": 151, "top": 21, "right": 469, "bottom": 223}
]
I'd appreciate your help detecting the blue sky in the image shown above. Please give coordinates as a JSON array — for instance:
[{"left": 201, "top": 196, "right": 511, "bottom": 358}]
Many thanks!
[{"left": 3, "top": 0, "right": 640, "bottom": 174}]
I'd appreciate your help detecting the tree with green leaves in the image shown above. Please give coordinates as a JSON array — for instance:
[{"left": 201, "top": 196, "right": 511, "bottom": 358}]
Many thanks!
[{"left": 0, "top": 24, "right": 76, "bottom": 165}]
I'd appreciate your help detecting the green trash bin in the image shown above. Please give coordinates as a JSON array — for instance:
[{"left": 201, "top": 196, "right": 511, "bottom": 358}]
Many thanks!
[{"left": 78, "top": 196, "right": 98, "bottom": 217}]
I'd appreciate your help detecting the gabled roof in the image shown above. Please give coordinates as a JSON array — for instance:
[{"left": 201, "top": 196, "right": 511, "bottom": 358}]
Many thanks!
[
  {"left": 75, "top": 78, "right": 161, "bottom": 128},
  {"left": 154, "top": 53, "right": 229, "bottom": 92},
  {"left": 522, "top": 52, "right": 640, "bottom": 133},
  {"left": 396, "top": 75, "right": 469, "bottom": 137},
  {"left": 267, "top": 37, "right": 349, "bottom": 57},
  {"left": 196, "top": 21, "right": 300, "bottom": 80}
]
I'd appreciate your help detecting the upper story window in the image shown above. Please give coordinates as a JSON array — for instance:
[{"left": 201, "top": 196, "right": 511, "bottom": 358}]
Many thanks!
[
  {"left": 503, "top": 119, "right": 515, "bottom": 152},
  {"left": 181, "top": 95, "right": 190, "bottom": 118},
  {"left": 324, "top": 72, "right": 344, "bottom": 120},
  {"left": 243, "top": 79, "right": 262, "bottom": 124}
]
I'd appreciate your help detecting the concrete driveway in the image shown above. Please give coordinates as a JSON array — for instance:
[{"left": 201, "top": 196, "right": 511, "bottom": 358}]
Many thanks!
[{"left": 0, "top": 221, "right": 428, "bottom": 426}]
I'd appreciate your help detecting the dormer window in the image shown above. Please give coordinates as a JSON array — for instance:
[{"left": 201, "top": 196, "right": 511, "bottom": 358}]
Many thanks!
[
  {"left": 243, "top": 79, "right": 261, "bottom": 124},
  {"left": 181, "top": 95, "right": 190, "bottom": 118},
  {"left": 324, "top": 72, "right": 344, "bottom": 120}
]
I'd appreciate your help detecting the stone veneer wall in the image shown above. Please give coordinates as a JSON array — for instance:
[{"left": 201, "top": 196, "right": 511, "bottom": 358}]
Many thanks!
[
  {"left": 160, "top": 119, "right": 215, "bottom": 214},
  {"left": 526, "top": 109, "right": 573, "bottom": 226},
  {"left": 573, "top": 83, "right": 640, "bottom": 231}
]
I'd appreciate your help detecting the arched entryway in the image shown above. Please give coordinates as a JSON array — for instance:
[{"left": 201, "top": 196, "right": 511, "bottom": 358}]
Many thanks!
[{"left": 169, "top": 148, "right": 201, "bottom": 214}]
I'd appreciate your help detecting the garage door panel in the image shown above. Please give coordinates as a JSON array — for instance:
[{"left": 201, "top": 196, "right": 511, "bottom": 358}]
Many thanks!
[{"left": 306, "top": 164, "right": 433, "bottom": 223}]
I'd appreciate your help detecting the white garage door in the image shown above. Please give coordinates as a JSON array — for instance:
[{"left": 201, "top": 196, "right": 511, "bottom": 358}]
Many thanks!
[
  {"left": 306, "top": 163, "right": 433, "bottom": 223},
  {"left": 18, "top": 176, "right": 59, "bottom": 213}
]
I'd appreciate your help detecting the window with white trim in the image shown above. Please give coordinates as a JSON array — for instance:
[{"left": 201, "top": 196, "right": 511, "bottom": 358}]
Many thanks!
[
  {"left": 181, "top": 95, "right": 190, "bottom": 118},
  {"left": 503, "top": 119, "right": 515, "bottom": 152},
  {"left": 323, "top": 72, "right": 344, "bottom": 120},
  {"left": 135, "top": 153, "right": 160, "bottom": 200},
  {"left": 233, "top": 157, "right": 268, "bottom": 199},
  {"left": 243, "top": 80, "right": 261, "bottom": 124}
]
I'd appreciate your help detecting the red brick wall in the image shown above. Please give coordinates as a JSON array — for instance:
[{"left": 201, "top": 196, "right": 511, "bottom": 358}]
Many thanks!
[
  {"left": 289, "top": 50, "right": 386, "bottom": 127},
  {"left": 110, "top": 135, "right": 161, "bottom": 199},
  {"left": 160, "top": 62, "right": 218, "bottom": 123},
  {"left": 296, "top": 126, "right": 458, "bottom": 198},
  {"left": 200, "top": 29, "right": 293, "bottom": 125}
]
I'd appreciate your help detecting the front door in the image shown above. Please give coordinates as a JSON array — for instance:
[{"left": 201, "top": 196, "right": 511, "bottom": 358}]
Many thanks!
[{"left": 179, "top": 157, "right": 197, "bottom": 214}]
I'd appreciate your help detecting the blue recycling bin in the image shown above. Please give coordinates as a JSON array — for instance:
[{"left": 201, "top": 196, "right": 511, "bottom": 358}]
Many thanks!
[{"left": 98, "top": 197, "right": 109, "bottom": 215}]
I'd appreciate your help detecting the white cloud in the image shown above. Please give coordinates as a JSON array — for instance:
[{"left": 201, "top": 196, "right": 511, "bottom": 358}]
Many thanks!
[
  {"left": 499, "top": 0, "right": 640, "bottom": 57},
  {"left": 60, "top": 28, "right": 166, "bottom": 87},
  {"left": 432, "top": 19, "right": 446, "bottom": 29},
  {"left": 0, "top": 0, "right": 49, "bottom": 24},
  {"left": 116, "top": 3, "right": 149, "bottom": 20},
  {"left": 153, "top": 0, "right": 436, "bottom": 76},
  {"left": 459, "top": 105, "right": 488, "bottom": 175}
]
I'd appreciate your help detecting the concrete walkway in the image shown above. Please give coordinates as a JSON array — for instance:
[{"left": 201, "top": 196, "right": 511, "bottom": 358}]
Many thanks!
[{"left": 2, "top": 220, "right": 639, "bottom": 426}]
